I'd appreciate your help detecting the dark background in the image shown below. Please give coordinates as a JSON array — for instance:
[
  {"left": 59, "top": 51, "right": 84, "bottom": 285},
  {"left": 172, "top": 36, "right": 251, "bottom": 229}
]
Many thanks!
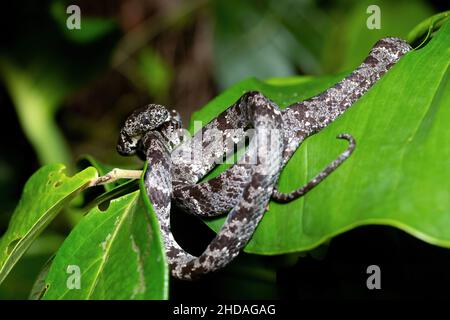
[{"left": 0, "top": 0, "right": 449, "bottom": 299}]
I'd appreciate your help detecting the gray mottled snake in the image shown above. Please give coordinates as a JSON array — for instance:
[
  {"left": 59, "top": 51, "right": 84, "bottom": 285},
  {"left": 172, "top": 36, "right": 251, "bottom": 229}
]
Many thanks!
[{"left": 117, "top": 38, "right": 412, "bottom": 280}]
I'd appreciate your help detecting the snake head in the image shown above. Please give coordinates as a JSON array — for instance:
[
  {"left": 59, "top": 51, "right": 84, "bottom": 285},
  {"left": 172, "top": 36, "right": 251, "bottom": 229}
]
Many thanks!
[{"left": 117, "top": 104, "right": 173, "bottom": 156}]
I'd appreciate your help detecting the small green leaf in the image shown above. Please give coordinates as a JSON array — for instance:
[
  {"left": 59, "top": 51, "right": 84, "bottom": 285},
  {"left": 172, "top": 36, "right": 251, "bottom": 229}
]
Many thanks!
[
  {"left": 42, "top": 186, "right": 168, "bottom": 300},
  {"left": 0, "top": 164, "right": 97, "bottom": 284}
]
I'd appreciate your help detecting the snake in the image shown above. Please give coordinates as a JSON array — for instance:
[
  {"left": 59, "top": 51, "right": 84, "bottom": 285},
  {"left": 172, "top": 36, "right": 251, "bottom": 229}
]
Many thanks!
[{"left": 117, "top": 38, "right": 412, "bottom": 280}]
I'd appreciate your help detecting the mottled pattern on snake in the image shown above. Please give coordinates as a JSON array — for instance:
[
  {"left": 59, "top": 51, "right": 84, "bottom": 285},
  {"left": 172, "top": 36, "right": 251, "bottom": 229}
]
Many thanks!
[{"left": 117, "top": 38, "right": 412, "bottom": 280}]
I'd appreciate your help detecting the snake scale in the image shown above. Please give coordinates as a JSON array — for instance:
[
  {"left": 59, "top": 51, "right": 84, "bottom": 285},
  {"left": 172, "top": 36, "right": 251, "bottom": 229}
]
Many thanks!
[{"left": 117, "top": 38, "right": 412, "bottom": 280}]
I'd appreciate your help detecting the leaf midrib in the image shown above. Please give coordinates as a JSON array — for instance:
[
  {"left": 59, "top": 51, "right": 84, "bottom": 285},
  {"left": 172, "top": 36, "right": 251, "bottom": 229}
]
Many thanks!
[{"left": 85, "top": 193, "right": 138, "bottom": 299}]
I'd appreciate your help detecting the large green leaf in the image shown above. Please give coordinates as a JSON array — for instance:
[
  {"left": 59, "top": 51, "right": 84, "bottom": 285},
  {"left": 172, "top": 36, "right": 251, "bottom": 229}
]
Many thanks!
[
  {"left": 195, "top": 19, "right": 450, "bottom": 254},
  {"left": 42, "top": 185, "right": 168, "bottom": 299},
  {"left": 0, "top": 164, "right": 97, "bottom": 284}
]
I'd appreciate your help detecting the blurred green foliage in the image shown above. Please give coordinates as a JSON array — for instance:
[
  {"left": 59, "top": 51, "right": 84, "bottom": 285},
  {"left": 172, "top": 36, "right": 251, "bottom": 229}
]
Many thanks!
[
  {"left": 212, "top": 0, "right": 433, "bottom": 88},
  {"left": 137, "top": 47, "right": 173, "bottom": 99},
  {"left": 0, "top": 0, "right": 119, "bottom": 165}
]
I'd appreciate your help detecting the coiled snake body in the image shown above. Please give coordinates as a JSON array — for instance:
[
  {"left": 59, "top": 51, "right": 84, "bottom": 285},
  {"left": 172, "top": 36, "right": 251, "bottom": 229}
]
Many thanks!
[{"left": 117, "top": 38, "right": 412, "bottom": 280}]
